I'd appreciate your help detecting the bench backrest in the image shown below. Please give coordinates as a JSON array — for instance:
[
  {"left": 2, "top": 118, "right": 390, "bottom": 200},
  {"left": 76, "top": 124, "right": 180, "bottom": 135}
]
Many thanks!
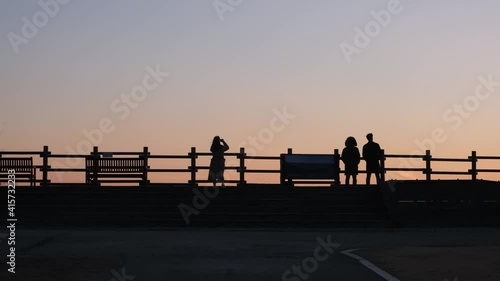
[
  {"left": 0, "top": 157, "right": 34, "bottom": 173},
  {"left": 281, "top": 154, "right": 338, "bottom": 179},
  {"left": 86, "top": 158, "right": 145, "bottom": 172}
]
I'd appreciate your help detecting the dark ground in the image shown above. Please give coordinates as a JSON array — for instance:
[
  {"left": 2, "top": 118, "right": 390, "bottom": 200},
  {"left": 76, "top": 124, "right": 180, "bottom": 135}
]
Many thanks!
[{"left": 1, "top": 228, "right": 500, "bottom": 281}]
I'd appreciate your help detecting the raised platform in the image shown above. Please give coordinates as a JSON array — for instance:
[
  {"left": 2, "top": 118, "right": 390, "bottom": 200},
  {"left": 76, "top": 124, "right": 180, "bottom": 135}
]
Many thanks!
[
  {"left": 12, "top": 185, "right": 389, "bottom": 229},
  {"left": 6, "top": 180, "right": 500, "bottom": 229},
  {"left": 382, "top": 180, "right": 500, "bottom": 227}
]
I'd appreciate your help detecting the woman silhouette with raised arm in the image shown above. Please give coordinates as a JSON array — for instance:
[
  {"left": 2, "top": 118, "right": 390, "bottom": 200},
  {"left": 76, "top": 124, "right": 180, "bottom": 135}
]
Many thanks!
[
  {"left": 208, "top": 136, "right": 230, "bottom": 187},
  {"left": 341, "top": 136, "right": 360, "bottom": 186}
]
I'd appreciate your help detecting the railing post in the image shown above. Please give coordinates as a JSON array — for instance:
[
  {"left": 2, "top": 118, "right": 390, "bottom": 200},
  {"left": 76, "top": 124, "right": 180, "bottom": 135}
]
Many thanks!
[
  {"left": 42, "top": 145, "right": 50, "bottom": 187},
  {"left": 280, "top": 151, "right": 286, "bottom": 186},
  {"left": 471, "top": 151, "right": 477, "bottom": 180},
  {"left": 286, "top": 148, "right": 293, "bottom": 186},
  {"left": 380, "top": 149, "right": 386, "bottom": 182},
  {"left": 92, "top": 146, "right": 99, "bottom": 187},
  {"left": 425, "top": 150, "right": 432, "bottom": 181},
  {"left": 142, "top": 146, "right": 149, "bottom": 186},
  {"left": 238, "top": 147, "right": 246, "bottom": 187},
  {"left": 189, "top": 147, "right": 197, "bottom": 187},
  {"left": 334, "top": 149, "right": 340, "bottom": 186},
  {"left": 280, "top": 149, "right": 293, "bottom": 186}
]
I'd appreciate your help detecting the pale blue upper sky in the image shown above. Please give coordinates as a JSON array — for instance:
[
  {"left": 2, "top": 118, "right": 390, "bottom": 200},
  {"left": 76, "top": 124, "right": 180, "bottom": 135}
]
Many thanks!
[{"left": 1, "top": 0, "right": 500, "bottom": 159}]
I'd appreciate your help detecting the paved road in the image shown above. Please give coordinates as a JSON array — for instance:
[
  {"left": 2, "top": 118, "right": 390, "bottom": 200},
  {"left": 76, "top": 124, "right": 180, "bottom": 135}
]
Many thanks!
[{"left": 2, "top": 228, "right": 500, "bottom": 281}]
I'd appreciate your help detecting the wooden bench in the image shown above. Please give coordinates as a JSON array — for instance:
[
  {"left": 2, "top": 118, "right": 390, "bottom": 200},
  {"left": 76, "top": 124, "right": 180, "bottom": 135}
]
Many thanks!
[
  {"left": 0, "top": 157, "right": 36, "bottom": 186},
  {"left": 280, "top": 154, "right": 339, "bottom": 186},
  {"left": 85, "top": 157, "right": 148, "bottom": 186}
]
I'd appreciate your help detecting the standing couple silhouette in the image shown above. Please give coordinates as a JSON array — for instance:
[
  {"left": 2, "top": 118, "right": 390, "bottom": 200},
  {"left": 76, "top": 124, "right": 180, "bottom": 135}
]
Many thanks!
[{"left": 341, "top": 133, "right": 382, "bottom": 186}]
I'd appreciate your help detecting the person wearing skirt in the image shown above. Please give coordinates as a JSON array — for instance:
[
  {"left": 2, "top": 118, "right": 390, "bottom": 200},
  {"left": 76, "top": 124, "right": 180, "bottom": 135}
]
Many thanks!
[{"left": 208, "top": 136, "right": 230, "bottom": 186}]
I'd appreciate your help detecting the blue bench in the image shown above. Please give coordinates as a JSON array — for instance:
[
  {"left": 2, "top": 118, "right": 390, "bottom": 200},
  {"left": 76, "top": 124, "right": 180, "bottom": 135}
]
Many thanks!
[{"left": 280, "top": 154, "right": 339, "bottom": 186}]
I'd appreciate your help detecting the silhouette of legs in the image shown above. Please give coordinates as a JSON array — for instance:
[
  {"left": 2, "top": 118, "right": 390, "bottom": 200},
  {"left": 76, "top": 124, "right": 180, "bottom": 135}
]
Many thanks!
[
  {"left": 345, "top": 175, "right": 358, "bottom": 186},
  {"left": 366, "top": 172, "right": 380, "bottom": 186}
]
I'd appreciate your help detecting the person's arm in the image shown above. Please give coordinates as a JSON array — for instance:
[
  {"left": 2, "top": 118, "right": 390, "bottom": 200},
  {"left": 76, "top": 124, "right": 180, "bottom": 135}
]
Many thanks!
[
  {"left": 221, "top": 139, "right": 229, "bottom": 151},
  {"left": 355, "top": 148, "right": 361, "bottom": 164}
]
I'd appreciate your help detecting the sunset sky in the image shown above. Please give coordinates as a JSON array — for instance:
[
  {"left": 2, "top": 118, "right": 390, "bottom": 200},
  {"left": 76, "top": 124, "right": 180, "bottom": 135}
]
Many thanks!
[{"left": 1, "top": 0, "right": 500, "bottom": 183}]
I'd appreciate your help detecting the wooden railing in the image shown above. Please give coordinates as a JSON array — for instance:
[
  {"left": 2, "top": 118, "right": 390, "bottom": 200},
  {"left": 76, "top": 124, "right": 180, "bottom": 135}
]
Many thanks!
[{"left": 0, "top": 146, "right": 499, "bottom": 186}]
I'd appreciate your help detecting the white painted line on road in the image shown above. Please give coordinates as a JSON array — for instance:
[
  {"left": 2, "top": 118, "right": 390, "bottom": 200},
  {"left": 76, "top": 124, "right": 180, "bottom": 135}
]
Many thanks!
[{"left": 341, "top": 249, "right": 401, "bottom": 281}]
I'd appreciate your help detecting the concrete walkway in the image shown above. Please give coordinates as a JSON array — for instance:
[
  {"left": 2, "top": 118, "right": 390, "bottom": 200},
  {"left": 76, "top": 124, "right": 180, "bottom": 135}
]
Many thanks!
[{"left": 2, "top": 228, "right": 500, "bottom": 281}]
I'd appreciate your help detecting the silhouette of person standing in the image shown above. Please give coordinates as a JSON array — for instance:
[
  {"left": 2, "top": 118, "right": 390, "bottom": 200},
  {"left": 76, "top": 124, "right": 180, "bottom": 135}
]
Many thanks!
[
  {"left": 208, "top": 136, "right": 229, "bottom": 186},
  {"left": 362, "top": 133, "right": 382, "bottom": 186},
  {"left": 341, "top": 136, "right": 360, "bottom": 186}
]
